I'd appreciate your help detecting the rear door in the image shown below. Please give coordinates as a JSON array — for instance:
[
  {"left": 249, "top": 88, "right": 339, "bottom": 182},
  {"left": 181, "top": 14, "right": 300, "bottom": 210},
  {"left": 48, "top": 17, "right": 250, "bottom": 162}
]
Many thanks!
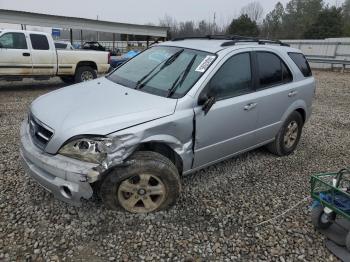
[
  {"left": 0, "top": 32, "right": 33, "bottom": 75},
  {"left": 29, "top": 33, "right": 56, "bottom": 76},
  {"left": 252, "top": 49, "right": 297, "bottom": 144}
]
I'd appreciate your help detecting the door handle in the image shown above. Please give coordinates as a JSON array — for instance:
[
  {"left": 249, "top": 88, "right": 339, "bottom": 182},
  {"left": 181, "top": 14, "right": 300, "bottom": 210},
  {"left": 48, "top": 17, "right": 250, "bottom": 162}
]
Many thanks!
[
  {"left": 23, "top": 52, "right": 30, "bottom": 57},
  {"left": 288, "top": 90, "right": 298, "bottom": 97},
  {"left": 244, "top": 102, "right": 257, "bottom": 111}
]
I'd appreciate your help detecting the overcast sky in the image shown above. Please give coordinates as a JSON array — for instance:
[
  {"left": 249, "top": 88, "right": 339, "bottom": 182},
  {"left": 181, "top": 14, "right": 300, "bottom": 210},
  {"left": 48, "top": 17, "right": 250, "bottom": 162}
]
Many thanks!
[{"left": 0, "top": 0, "right": 344, "bottom": 26}]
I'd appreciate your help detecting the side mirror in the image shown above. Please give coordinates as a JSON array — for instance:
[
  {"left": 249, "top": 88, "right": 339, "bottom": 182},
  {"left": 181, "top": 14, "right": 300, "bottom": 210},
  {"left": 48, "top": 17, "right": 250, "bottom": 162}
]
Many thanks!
[{"left": 198, "top": 94, "right": 216, "bottom": 115}]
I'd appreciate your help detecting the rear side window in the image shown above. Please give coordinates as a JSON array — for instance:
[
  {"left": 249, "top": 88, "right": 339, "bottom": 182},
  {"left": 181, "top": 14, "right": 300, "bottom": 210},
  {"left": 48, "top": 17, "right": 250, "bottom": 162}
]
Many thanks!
[
  {"left": 257, "top": 52, "right": 293, "bottom": 89},
  {"left": 30, "top": 34, "right": 50, "bottom": 50},
  {"left": 288, "top": 52, "right": 312, "bottom": 77},
  {"left": 55, "top": 42, "right": 67, "bottom": 49},
  {"left": 0, "top": 32, "right": 27, "bottom": 49}
]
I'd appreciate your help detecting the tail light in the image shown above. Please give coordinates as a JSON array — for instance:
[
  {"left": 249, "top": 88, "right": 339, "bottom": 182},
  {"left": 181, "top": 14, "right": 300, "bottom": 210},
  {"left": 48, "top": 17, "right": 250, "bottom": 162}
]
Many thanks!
[{"left": 108, "top": 52, "right": 111, "bottom": 64}]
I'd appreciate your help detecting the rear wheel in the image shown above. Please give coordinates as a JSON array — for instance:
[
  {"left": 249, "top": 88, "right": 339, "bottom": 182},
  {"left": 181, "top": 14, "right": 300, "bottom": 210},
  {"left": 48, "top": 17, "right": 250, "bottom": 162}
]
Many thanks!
[
  {"left": 99, "top": 151, "right": 181, "bottom": 213},
  {"left": 266, "top": 111, "right": 303, "bottom": 156},
  {"left": 74, "top": 66, "right": 97, "bottom": 83}
]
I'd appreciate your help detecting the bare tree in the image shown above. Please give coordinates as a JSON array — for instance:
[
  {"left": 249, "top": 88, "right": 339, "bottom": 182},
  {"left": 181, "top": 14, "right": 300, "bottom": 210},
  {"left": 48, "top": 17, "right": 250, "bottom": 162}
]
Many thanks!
[
  {"left": 158, "top": 14, "right": 226, "bottom": 38},
  {"left": 159, "top": 14, "right": 178, "bottom": 38},
  {"left": 159, "top": 14, "right": 177, "bottom": 28},
  {"left": 197, "top": 20, "right": 211, "bottom": 35},
  {"left": 178, "top": 21, "right": 196, "bottom": 37},
  {"left": 241, "top": 1, "right": 264, "bottom": 22}
]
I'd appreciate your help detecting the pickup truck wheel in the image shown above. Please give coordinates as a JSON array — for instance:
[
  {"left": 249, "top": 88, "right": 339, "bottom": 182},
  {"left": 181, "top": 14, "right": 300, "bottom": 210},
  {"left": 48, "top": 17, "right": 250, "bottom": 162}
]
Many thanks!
[
  {"left": 75, "top": 66, "right": 97, "bottom": 83},
  {"left": 60, "top": 76, "right": 75, "bottom": 84},
  {"left": 99, "top": 151, "right": 181, "bottom": 213},
  {"left": 266, "top": 111, "right": 303, "bottom": 156}
]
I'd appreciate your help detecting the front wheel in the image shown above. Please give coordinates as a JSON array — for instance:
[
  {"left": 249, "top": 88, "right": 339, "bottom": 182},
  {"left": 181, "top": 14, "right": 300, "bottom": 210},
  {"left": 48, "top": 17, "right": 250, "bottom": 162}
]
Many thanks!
[
  {"left": 311, "top": 205, "right": 335, "bottom": 230},
  {"left": 74, "top": 66, "right": 97, "bottom": 83},
  {"left": 346, "top": 231, "right": 350, "bottom": 251},
  {"left": 266, "top": 111, "right": 303, "bottom": 156},
  {"left": 99, "top": 151, "right": 181, "bottom": 213}
]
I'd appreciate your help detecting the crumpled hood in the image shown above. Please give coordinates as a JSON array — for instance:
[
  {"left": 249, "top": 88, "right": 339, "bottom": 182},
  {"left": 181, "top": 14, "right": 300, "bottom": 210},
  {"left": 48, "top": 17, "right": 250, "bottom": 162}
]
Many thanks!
[{"left": 30, "top": 77, "right": 177, "bottom": 153}]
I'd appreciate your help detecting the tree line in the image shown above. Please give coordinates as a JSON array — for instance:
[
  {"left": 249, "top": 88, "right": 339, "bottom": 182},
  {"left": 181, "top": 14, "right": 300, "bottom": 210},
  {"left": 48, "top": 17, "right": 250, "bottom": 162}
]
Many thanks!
[{"left": 159, "top": 0, "right": 350, "bottom": 40}]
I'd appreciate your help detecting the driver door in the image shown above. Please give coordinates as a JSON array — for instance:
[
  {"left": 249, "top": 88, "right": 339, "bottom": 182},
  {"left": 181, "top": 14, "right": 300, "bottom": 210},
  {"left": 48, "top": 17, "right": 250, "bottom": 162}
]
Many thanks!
[
  {"left": 0, "top": 32, "right": 33, "bottom": 75},
  {"left": 193, "top": 52, "right": 259, "bottom": 168}
]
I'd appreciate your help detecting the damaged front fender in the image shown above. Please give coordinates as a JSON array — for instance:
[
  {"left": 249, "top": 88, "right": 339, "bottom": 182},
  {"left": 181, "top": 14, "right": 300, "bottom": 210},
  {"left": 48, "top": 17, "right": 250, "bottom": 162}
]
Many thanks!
[{"left": 96, "top": 108, "right": 195, "bottom": 176}]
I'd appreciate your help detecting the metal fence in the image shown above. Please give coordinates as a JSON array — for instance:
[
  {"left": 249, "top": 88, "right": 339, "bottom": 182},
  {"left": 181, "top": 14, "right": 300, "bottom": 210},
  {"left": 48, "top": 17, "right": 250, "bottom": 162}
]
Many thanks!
[
  {"left": 96, "top": 41, "right": 154, "bottom": 54},
  {"left": 284, "top": 38, "right": 350, "bottom": 70},
  {"left": 61, "top": 40, "right": 155, "bottom": 54},
  {"left": 306, "top": 57, "right": 350, "bottom": 72},
  {"left": 63, "top": 37, "right": 350, "bottom": 69}
]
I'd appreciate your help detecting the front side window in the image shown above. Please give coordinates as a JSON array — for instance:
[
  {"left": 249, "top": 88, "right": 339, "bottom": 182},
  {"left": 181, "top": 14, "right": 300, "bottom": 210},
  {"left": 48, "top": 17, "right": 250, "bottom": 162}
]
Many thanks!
[
  {"left": 257, "top": 52, "right": 293, "bottom": 88},
  {"left": 30, "top": 34, "right": 50, "bottom": 50},
  {"left": 107, "top": 46, "right": 216, "bottom": 98},
  {"left": 207, "top": 52, "right": 253, "bottom": 100},
  {"left": 0, "top": 33, "right": 27, "bottom": 49}
]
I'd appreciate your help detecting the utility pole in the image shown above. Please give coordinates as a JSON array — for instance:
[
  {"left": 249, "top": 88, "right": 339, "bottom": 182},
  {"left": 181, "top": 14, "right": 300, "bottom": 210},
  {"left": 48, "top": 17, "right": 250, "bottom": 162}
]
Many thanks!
[
  {"left": 80, "top": 30, "right": 83, "bottom": 47},
  {"left": 213, "top": 12, "right": 216, "bottom": 34},
  {"left": 96, "top": 15, "right": 99, "bottom": 41}
]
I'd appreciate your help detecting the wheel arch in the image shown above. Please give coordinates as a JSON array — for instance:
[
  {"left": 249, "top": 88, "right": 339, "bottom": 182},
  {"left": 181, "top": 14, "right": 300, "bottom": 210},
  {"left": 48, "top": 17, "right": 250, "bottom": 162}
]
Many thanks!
[
  {"left": 75, "top": 61, "right": 97, "bottom": 72},
  {"left": 135, "top": 142, "right": 184, "bottom": 175},
  {"left": 295, "top": 108, "right": 306, "bottom": 124},
  {"left": 281, "top": 100, "right": 308, "bottom": 125}
]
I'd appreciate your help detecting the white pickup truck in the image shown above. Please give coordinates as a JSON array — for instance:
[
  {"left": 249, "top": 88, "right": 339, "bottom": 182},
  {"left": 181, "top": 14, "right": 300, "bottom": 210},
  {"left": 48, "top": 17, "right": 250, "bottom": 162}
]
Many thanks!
[{"left": 0, "top": 29, "right": 110, "bottom": 83}]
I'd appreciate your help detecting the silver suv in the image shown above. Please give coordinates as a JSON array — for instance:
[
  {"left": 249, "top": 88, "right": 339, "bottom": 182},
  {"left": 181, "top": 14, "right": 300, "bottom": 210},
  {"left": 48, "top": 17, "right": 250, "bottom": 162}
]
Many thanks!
[{"left": 20, "top": 36, "right": 315, "bottom": 213}]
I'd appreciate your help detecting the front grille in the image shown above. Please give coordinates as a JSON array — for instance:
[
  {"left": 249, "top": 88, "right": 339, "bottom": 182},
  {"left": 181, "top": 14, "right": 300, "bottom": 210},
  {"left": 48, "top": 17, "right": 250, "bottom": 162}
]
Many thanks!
[{"left": 28, "top": 113, "right": 53, "bottom": 150}]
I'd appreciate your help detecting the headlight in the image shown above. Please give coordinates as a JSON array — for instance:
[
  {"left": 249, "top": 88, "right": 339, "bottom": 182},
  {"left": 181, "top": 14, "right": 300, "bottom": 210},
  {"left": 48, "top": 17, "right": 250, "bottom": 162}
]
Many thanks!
[{"left": 59, "top": 137, "right": 117, "bottom": 164}]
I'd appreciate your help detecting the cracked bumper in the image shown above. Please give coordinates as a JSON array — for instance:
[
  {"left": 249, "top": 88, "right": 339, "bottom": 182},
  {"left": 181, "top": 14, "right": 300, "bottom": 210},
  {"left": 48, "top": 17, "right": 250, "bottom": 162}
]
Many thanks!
[{"left": 19, "top": 121, "right": 99, "bottom": 206}]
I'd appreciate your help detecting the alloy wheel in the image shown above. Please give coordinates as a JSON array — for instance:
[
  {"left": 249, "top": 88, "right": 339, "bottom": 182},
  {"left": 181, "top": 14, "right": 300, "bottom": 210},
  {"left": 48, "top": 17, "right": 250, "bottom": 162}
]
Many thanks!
[
  {"left": 283, "top": 120, "right": 298, "bottom": 149},
  {"left": 117, "top": 174, "right": 166, "bottom": 213},
  {"left": 81, "top": 71, "right": 94, "bottom": 81}
]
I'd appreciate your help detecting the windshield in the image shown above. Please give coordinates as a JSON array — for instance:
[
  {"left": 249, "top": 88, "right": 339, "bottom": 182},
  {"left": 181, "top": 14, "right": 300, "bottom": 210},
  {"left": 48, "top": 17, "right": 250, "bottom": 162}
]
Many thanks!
[{"left": 107, "top": 46, "right": 216, "bottom": 98}]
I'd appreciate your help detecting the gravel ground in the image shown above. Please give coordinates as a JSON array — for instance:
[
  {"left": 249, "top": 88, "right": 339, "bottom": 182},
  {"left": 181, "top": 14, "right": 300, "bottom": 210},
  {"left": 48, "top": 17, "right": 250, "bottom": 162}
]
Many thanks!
[{"left": 0, "top": 72, "right": 349, "bottom": 261}]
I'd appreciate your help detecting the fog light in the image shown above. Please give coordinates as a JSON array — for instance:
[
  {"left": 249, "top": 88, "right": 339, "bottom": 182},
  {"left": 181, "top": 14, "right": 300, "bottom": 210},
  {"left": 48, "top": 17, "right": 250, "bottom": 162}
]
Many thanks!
[{"left": 60, "top": 186, "right": 72, "bottom": 199}]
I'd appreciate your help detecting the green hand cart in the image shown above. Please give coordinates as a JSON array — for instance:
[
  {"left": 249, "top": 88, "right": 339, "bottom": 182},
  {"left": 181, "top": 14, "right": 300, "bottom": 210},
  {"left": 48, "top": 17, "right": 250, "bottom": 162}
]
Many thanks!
[{"left": 310, "top": 168, "right": 350, "bottom": 251}]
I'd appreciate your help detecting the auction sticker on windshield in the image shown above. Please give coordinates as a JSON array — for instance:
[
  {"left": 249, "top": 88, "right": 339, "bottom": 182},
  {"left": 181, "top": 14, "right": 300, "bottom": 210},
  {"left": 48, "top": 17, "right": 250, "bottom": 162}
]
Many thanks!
[{"left": 195, "top": 55, "right": 216, "bottom": 73}]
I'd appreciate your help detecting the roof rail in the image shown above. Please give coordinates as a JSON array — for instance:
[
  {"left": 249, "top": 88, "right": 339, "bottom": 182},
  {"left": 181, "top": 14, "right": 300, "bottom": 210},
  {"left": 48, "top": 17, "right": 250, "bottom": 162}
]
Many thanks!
[
  {"left": 171, "top": 35, "right": 290, "bottom": 47},
  {"left": 171, "top": 35, "right": 227, "bottom": 41}
]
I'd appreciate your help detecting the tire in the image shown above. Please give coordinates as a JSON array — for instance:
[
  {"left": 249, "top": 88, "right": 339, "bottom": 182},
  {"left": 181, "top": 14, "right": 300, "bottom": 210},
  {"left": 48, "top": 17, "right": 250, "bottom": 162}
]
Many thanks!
[
  {"left": 74, "top": 66, "right": 97, "bottom": 83},
  {"left": 60, "top": 76, "right": 75, "bottom": 84},
  {"left": 311, "top": 205, "right": 335, "bottom": 229},
  {"left": 99, "top": 151, "right": 181, "bottom": 213},
  {"left": 266, "top": 111, "right": 303, "bottom": 156},
  {"left": 346, "top": 231, "right": 350, "bottom": 251}
]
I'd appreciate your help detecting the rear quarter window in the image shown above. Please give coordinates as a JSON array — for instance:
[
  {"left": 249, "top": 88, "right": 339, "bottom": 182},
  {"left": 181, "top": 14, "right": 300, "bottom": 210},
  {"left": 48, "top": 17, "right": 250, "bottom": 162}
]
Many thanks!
[
  {"left": 30, "top": 34, "right": 50, "bottom": 50},
  {"left": 55, "top": 43, "right": 67, "bottom": 49},
  {"left": 288, "top": 52, "right": 312, "bottom": 77}
]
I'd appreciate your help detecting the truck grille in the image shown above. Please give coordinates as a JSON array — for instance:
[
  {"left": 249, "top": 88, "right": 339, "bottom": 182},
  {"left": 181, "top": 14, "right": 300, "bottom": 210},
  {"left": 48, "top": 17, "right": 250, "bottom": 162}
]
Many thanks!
[{"left": 28, "top": 114, "right": 53, "bottom": 150}]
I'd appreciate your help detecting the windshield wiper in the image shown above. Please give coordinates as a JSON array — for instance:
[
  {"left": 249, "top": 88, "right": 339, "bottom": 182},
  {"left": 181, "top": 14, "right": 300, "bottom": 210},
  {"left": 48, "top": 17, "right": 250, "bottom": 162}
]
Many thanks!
[
  {"left": 167, "top": 55, "right": 197, "bottom": 98},
  {"left": 134, "top": 61, "right": 164, "bottom": 89},
  {"left": 135, "top": 49, "right": 184, "bottom": 90}
]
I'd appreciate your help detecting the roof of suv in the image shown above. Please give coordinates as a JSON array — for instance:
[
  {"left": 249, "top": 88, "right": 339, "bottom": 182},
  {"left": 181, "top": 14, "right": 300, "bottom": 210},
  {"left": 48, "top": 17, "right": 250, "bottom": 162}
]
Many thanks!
[{"left": 158, "top": 38, "right": 300, "bottom": 54}]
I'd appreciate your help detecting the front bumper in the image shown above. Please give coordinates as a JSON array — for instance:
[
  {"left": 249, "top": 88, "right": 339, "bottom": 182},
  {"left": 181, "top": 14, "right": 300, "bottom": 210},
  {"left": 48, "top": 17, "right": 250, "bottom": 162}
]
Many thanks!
[{"left": 19, "top": 121, "right": 100, "bottom": 206}]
